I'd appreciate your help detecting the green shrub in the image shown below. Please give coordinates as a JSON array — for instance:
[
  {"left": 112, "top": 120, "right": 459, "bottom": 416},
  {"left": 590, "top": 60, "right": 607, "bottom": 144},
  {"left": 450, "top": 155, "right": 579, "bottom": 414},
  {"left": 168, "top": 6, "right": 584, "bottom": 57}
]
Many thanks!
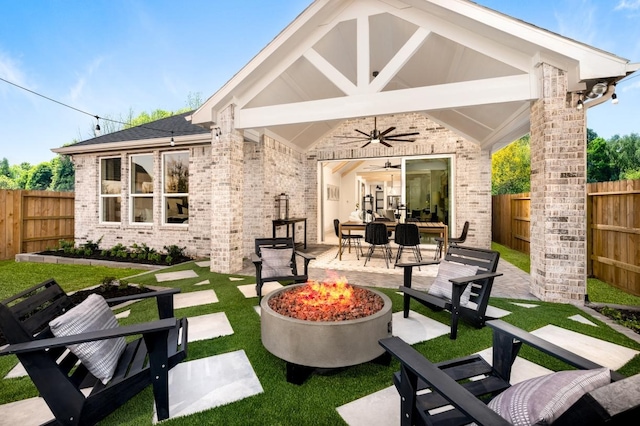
[{"left": 163, "top": 245, "right": 186, "bottom": 259}]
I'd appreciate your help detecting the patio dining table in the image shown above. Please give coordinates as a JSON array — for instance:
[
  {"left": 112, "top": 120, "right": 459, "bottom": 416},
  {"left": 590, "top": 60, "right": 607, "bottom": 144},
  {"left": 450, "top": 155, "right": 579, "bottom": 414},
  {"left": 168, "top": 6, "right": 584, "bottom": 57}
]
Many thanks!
[{"left": 338, "top": 221, "right": 448, "bottom": 261}]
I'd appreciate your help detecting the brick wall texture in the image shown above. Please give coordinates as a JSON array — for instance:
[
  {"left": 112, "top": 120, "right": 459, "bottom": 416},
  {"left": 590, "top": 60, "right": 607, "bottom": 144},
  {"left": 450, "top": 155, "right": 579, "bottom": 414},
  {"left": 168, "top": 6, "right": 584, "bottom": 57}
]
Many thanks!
[{"left": 529, "top": 63, "right": 587, "bottom": 303}]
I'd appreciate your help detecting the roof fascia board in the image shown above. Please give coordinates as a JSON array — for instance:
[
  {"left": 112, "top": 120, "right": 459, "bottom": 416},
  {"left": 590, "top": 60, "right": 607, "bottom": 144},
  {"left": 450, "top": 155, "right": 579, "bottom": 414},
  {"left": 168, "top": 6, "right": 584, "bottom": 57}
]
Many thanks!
[
  {"left": 191, "top": 0, "right": 339, "bottom": 124},
  {"left": 51, "top": 134, "right": 211, "bottom": 156},
  {"left": 407, "top": 0, "right": 632, "bottom": 78},
  {"left": 236, "top": 74, "right": 535, "bottom": 128}
]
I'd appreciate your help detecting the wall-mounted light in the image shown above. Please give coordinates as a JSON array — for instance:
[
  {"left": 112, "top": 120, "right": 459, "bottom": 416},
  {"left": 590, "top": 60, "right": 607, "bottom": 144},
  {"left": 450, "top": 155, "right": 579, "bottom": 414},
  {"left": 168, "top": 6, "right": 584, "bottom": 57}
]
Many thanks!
[{"left": 214, "top": 127, "right": 221, "bottom": 141}]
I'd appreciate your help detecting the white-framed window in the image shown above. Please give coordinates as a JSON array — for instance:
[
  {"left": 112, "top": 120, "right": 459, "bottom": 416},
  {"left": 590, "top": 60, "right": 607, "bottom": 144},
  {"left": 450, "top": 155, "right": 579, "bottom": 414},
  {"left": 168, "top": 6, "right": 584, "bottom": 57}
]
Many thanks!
[
  {"left": 162, "top": 151, "right": 189, "bottom": 225},
  {"left": 130, "top": 154, "right": 154, "bottom": 224},
  {"left": 99, "top": 156, "right": 121, "bottom": 223}
]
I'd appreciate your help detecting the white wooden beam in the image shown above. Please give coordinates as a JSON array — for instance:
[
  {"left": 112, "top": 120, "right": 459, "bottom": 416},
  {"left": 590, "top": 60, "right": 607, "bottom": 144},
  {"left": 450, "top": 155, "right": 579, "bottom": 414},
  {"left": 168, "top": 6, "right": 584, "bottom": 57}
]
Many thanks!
[
  {"left": 369, "top": 27, "right": 430, "bottom": 93},
  {"left": 303, "top": 48, "right": 357, "bottom": 95},
  {"left": 236, "top": 74, "right": 536, "bottom": 128},
  {"left": 356, "top": 15, "right": 370, "bottom": 92}
]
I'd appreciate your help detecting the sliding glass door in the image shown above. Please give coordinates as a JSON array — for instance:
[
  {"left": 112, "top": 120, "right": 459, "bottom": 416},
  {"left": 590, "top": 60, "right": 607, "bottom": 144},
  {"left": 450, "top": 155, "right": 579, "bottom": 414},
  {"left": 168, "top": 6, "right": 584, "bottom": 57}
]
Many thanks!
[{"left": 403, "top": 156, "right": 453, "bottom": 228}]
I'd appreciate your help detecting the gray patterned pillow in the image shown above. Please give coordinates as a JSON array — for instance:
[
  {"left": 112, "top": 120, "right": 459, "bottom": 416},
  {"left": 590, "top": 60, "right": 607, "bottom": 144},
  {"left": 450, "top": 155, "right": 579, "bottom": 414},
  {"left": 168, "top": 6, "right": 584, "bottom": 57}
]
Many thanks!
[
  {"left": 261, "top": 247, "right": 293, "bottom": 278},
  {"left": 487, "top": 367, "right": 611, "bottom": 425},
  {"left": 427, "top": 260, "right": 478, "bottom": 306},
  {"left": 49, "top": 294, "right": 126, "bottom": 384}
]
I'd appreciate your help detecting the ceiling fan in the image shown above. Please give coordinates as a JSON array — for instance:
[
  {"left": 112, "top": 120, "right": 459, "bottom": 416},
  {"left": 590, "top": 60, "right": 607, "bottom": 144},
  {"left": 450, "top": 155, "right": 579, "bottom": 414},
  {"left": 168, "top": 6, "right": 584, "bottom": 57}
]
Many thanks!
[
  {"left": 364, "top": 159, "right": 400, "bottom": 171},
  {"left": 338, "top": 117, "right": 419, "bottom": 148}
]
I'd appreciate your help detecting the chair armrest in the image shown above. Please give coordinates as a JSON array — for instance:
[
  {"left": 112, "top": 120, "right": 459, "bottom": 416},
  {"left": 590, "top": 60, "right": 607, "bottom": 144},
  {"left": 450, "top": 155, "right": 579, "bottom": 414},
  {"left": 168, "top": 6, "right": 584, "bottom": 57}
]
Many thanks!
[
  {"left": 105, "top": 287, "right": 180, "bottom": 304},
  {"left": 396, "top": 260, "right": 440, "bottom": 268},
  {"left": 486, "top": 319, "right": 613, "bottom": 374},
  {"left": 250, "top": 253, "right": 262, "bottom": 265},
  {"left": 379, "top": 336, "right": 510, "bottom": 426},
  {"left": 0, "top": 318, "right": 178, "bottom": 356},
  {"left": 294, "top": 251, "right": 315, "bottom": 261},
  {"left": 449, "top": 272, "right": 503, "bottom": 286}
]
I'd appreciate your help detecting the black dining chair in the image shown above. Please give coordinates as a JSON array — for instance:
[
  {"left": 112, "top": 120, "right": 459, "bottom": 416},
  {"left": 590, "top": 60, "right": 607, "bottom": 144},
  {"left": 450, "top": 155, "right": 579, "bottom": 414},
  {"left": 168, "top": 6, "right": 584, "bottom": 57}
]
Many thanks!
[
  {"left": 434, "top": 221, "right": 469, "bottom": 259},
  {"left": 364, "top": 222, "right": 393, "bottom": 268},
  {"left": 394, "top": 223, "right": 422, "bottom": 264},
  {"left": 333, "top": 219, "right": 363, "bottom": 259}
]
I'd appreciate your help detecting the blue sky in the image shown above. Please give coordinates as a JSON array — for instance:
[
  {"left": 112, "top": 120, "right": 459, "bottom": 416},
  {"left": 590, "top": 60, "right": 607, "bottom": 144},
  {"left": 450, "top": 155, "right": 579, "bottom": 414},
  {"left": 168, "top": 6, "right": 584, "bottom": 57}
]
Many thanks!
[{"left": 1, "top": 0, "right": 638, "bottom": 165}]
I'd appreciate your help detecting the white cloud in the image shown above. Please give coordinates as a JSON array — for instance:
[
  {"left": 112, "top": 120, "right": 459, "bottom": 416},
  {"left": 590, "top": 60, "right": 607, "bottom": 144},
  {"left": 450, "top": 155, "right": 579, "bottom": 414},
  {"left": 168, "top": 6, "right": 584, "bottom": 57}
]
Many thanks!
[
  {"left": 554, "top": 0, "right": 599, "bottom": 46},
  {"left": 621, "top": 79, "right": 640, "bottom": 92},
  {"left": 68, "top": 56, "right": 104, "bottom": 102},
  {"left": 615, "top": 0, "right": 640, "bottom": 11},
  {"left": 0, "top": 51, "right": 29, "bottom": 96}
]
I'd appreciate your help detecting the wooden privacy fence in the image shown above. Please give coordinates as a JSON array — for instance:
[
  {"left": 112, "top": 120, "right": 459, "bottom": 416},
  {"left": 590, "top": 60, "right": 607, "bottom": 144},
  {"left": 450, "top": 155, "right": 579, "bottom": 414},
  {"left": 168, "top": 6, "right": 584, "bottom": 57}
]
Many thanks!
[
  {"left": 492, "top": 180, "right": 640, "bottom": 297},
  {"left": 0, "top": 190, "right": 74, "bottom": 260}
]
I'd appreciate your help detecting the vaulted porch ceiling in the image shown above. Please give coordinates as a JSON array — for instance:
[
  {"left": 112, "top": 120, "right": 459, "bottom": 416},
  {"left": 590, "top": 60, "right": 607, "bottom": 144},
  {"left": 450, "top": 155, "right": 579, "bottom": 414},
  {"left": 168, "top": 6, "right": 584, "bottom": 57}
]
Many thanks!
[{"left": 192, "top": 0, "right": 637, "bottom": 152}]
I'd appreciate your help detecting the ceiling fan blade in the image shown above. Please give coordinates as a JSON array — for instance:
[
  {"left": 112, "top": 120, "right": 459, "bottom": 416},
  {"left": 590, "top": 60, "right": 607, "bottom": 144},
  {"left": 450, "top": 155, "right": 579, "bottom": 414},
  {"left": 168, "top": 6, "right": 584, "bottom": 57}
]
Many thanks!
[
  {"left": 336, "top": 135, "right": 371, "bottom": 139},
  {"left": 384, "top": 138, "right": 416, "bottom": 143},
  {"left": 387, "top": 131, "right": 419, "bottom": 138},
  {"left": 355, "top": 129, "right": 370, "bottom": 137},
  {"left": 361, "top": 141, "right": 371, "bottom": 148},
  {"left": 379, "top": 126, "right": 396, "bottom": 137},
  {"left": 381, "top": 141, "right": 392, "bottom": 147}
]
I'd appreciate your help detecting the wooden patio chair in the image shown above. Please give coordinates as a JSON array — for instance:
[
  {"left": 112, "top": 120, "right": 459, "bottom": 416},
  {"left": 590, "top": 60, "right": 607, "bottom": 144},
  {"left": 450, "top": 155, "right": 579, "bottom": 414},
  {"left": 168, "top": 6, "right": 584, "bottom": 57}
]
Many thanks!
[
  {"left": 396, "top": 245, "right": 502, "bottom": 339},
  {"left": 251, "top": 237, "right": 315, "bottom": 298},
  {"left": 0, "top": 278, "right": 188, "bottom": 425},
  {"left": 380, "top": 319, "right": 639, "bottom": 426}
]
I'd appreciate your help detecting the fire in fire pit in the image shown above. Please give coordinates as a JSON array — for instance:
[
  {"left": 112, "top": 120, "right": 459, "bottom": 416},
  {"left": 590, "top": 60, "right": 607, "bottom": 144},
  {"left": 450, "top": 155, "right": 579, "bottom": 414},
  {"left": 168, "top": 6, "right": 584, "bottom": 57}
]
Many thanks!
[
  {"left": 267, "top": 276, "right": 384, "bottom": 321},
  {"left": 261, "top": 274, "right": 392, "bottom": 384}
]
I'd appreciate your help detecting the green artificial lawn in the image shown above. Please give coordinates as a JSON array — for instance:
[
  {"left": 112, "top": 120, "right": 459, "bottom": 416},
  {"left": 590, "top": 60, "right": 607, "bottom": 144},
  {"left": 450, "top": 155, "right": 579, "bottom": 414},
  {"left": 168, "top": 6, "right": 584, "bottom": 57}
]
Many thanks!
[
  {"left": 1, "top": 259, "right": 639, "bottom": 425},
  {"left": 491, "top": 242, "right": 640, "bottom": 306}
]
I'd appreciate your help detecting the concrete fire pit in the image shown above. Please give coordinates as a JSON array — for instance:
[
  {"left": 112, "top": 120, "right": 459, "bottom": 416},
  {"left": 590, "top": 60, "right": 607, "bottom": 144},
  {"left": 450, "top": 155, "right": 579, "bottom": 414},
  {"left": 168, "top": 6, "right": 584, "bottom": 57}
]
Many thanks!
[{"left": 261, "top": 284, "right": 392, "bottom": 382}]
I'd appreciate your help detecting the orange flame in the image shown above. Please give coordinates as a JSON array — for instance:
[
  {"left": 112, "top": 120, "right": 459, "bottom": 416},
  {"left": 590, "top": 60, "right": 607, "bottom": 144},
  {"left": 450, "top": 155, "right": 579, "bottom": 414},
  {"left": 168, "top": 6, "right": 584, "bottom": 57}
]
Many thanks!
[{"left": 298, "top": 273, "right": 353, "bottom": 307}]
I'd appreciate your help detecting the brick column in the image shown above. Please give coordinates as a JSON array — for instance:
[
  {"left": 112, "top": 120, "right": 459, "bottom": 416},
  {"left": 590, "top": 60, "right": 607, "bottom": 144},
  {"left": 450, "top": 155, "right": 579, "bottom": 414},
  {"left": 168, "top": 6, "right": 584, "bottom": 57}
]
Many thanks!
[
  {"left": 209, "top": 105, "right": 244, "bottom": 273},
  {"left": 529, "top": 63, "right": 587, "bottom": 303}
]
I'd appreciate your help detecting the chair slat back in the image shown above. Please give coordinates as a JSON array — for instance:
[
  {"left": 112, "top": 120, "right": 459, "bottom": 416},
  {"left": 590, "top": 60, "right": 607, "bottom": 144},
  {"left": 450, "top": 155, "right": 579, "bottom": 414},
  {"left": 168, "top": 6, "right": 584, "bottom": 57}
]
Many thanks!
[
  {"left": 1, "top": 279, "right": 72, "bottom": 343},
  {"left": 255, "top": 237, "right": 298, "bottom": 276},
  {"left": 444, "top": 245, "right": 500, "bottom": 306}
]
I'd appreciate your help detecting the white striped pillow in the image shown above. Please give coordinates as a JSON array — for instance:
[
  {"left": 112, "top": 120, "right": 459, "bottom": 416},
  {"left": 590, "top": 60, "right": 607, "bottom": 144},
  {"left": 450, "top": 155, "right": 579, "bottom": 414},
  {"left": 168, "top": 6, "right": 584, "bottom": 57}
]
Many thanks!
[
  {"left": 487, "top": 367, "right": 611, "bottom": 425},
  {"left": 49, "top": 294, "right": 126, "bottom": 384},
  {"left": 427, "top": 260, "right": 479, "bottom": 306}
]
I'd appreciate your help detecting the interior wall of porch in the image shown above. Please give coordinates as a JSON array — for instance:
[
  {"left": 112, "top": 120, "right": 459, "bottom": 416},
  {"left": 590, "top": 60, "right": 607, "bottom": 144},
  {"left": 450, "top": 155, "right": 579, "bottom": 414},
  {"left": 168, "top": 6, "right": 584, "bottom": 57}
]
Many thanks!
[
  {"left": 309, "top": 113, "right": 492, "bottom": 249},
  {"left": 529, "top": 63, "right": 587, "bottom": 303}
]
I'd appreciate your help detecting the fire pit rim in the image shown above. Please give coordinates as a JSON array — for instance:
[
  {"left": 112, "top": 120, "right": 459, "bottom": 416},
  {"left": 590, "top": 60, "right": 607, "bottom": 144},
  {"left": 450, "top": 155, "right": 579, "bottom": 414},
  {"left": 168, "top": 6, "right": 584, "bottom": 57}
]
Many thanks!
[{"left": 260, "top": 283, "right": 391, "bottom": 325}]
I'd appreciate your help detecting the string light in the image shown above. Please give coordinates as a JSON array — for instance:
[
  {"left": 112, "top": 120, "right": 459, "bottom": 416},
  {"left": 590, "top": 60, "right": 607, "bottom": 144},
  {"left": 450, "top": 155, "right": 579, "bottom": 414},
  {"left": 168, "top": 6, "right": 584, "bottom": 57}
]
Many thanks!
[
  {"left": 170, "top": 131, "right": 175, "bottom": 146},
  {"left": 0, "top": 75, "right": 205, "bottom": 138}
]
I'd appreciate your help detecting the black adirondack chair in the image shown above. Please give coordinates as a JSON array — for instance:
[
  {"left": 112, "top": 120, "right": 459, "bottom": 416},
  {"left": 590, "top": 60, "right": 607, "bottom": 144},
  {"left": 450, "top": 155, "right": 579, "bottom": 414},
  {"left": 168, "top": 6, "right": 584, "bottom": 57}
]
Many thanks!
[
  {"left": 0, "top": 279, "right": 188, "bottom": 425},
  {"left": 396, "top": 245, "right": 502, "bottom": 339},
  {"left": 380, "top": 319, "right": 639, "bottom": 426},
  {"left": 251, "top": 237, "right": 314, "bottom": 298}
]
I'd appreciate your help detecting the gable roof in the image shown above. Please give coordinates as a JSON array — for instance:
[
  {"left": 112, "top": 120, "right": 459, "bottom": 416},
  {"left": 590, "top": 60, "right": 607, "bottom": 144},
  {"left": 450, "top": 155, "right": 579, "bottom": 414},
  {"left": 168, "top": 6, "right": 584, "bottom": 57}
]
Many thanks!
[
  {"left": 52, "top": 111, "right": 210, "bottom": 155},
  {"left": 191, "top": 0, "right": 638, "bottom": 152}
]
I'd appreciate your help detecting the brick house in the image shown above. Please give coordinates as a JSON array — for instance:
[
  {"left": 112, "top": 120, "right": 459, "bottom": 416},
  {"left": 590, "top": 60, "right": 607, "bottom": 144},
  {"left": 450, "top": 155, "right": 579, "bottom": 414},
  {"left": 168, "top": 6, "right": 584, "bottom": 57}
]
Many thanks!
[{"left": 54, "top": 0, "right": 638, "bottom": 304}]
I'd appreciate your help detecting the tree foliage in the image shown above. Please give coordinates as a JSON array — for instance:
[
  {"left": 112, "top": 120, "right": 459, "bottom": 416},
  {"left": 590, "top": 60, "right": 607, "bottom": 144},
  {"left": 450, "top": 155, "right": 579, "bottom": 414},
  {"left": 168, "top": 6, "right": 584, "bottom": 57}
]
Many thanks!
[
  {"left": 491, "top": 135, "right": 531, "bottom": 194},
  {"left": 25, "top": 162, "right": 53, "bottom": 190},
  {"left": 587, "top": 137, "right": 619, "bottom": 183},
  {"left": 49, "top": 155, "right": 75, "bottom": 191}
]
